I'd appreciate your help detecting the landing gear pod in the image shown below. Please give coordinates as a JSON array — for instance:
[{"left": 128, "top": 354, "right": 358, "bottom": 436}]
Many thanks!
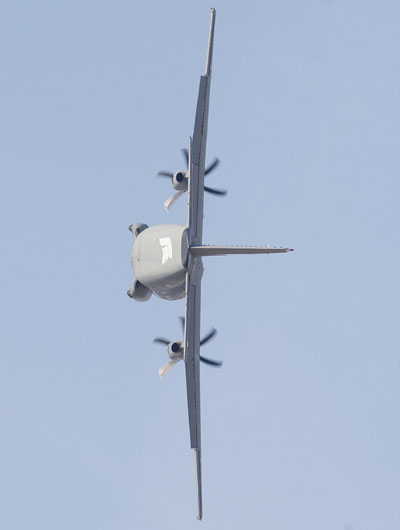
[
  {"left": 127, "top": 278, "right": 152, "bottom": 302},
  {"left": 129, "top": 223, "right": 149, "bottom": 238}
]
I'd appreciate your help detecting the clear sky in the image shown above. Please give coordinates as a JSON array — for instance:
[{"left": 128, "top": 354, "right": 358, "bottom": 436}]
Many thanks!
[{"left": 1, "top": 1, "right": 399, "bottom": 529}]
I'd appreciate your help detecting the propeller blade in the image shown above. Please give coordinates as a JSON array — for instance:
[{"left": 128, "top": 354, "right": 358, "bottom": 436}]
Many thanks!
[
  {"left": 204, "top": 157, "right": 220, "bottom": 175},
  {"left": 153, "top": 337, "right": 170, "bottom": 346},
  {"left": 157, "top": 171, "right": 174, "bottom": 178},
  {"left": 164, "top": 189, "right": 186, "bottom": 211},
  {"left": 181, "top": 148, "right": 189, "bottom": 167},
  {"left": 178, "top": 318, "right": 222, "bottom": 368},
  {"left": 159, "top": 359, "right": 181, "bottom": 379},
  {"left": 200, "top": 355, "right": 223, "bottom": 367},
  {"left": 200, "top": 327, "right": 217, "bottom": 346},
  {"left": 204, "top": 185, "right": 227, "bottom": 196}
]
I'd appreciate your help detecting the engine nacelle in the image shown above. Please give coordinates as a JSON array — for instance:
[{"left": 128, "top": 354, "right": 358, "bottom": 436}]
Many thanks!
[
  {"left": 172, "top": 171, "right": 188, "bottom": 191},
  {"left": 127, "top": 278, "right": 152, "bottom": 302},
  {"left": 168, "top": 341, "right": 184, "bottom": 360}
]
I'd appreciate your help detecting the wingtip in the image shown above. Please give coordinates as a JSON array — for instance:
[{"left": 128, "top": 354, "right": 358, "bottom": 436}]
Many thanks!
[{"left": 195, "top": 448, "right": 203, "bottom": 521}]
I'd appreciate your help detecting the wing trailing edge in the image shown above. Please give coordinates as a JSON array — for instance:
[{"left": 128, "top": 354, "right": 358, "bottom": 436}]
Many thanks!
[{"left": 184, "top": 8, "right": 216, "bottom": 521}]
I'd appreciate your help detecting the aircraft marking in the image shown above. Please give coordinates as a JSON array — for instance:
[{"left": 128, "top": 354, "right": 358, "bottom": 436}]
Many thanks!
[{"left": 159, "top": 237, "right": 173, "bottom": 264}]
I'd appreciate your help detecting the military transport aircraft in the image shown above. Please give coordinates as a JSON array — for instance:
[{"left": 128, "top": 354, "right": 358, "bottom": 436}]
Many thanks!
[{"left": 127, "top": 8, "right": 293, "bottom": 520}]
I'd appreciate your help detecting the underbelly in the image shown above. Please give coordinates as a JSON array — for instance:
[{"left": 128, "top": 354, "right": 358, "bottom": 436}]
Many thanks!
[
  {"left": 131, "top": 224, "right": 189, "bottom": 300},
  {"left": 152, "top": 274, "right": 186, "bottom": 300}
]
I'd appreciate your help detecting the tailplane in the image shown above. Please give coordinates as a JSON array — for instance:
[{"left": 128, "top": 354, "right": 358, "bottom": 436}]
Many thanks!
[{"left": 190, "top": 245, "right": 294, "bottom": 256}]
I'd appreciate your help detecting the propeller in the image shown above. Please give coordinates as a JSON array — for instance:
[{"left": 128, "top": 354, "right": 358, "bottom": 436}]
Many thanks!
[
  {"left": 179, "top": 316, "right": 222, "bottom": 366},
  {"left": 153, "top": 317, "right": 223, "bottom": 378},
  {"left": 157, "top": 148, "right": 227, "bottom": 210},
  {"left": 163, "top": 189, "right": 185, "bottom": 211},
  {"left": 158, "top": 359, "right": 180, "bottom": 378}
]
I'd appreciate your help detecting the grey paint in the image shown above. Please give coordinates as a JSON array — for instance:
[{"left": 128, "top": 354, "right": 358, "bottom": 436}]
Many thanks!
[
  {"left": 190, "top": 245, "right": 293, "bottom": 256},
  {"left": 183, "top": 8, "right": 217, "bottom": 520},
  {"left": 127, "top": 278, "right": 152, "bottom": 302},
  {"left": 183, "top": 253, "right": 204, "bottom": 518},
  {"left": 130, "top": 224, "right": 189, "bottom": 301},
  {"left": 127, "top": 7, "right": 292, "bottom": 520}
]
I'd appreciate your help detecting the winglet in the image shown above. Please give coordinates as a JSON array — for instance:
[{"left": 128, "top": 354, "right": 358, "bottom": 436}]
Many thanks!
[{"left": 205, "top": 8, "right": 216, "bottom": 77}]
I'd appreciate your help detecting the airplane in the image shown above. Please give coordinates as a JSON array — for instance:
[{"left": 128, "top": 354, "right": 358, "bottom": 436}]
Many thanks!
[{"left": 127, "top": 8, "right": 293, "bottom": 520}]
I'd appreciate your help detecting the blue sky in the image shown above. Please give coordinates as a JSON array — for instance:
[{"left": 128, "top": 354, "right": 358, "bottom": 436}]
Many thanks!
[{"left": 1, "top": 1, "right": 399, "bottom": 529}]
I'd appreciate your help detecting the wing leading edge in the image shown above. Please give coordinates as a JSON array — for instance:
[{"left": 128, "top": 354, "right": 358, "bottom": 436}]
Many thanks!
[
  {"left": 184, "top": 7, "right": 216, "bottom": 521},
  {"left": 187, "top": 7, "right": 215, "bottom": 245}
]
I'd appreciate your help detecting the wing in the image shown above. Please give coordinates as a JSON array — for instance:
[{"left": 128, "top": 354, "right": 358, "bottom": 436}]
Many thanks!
[
  {"left": 184, "top": 8, "right": 216, "bottom": 521},
  {"left": 187, "top": 8, "right": 215, "bottom": 246},
  {"left": 184, "top": 258, "right": 204, "bottom": 520}
]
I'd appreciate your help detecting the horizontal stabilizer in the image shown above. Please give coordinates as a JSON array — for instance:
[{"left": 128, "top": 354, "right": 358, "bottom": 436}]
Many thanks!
[{"left": 190, "top": 245, "right": 294, "bottom": 256}]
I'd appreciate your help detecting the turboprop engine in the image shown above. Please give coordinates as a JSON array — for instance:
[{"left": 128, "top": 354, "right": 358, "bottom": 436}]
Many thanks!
[
  {"left": 172, "top": 171, "right": 188, "bottom": 190},
  {"left": 154, "top": 317, "right": 223, "bottom": 378},
  {"left": 168, "top": 341, "right": 184, "bottom": 360},
  {"left": 157, "top": 148, "right": 226, "bottom": 210}
]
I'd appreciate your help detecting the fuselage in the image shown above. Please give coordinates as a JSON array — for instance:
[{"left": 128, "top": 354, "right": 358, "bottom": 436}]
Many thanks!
[{"left": 131, "top": 224, "right": 189, "bottom": 300}]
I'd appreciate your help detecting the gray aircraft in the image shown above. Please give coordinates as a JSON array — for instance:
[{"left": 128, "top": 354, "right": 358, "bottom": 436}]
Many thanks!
[{"left": 127, "top": 8, "right": 293, "bottom": 520}]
